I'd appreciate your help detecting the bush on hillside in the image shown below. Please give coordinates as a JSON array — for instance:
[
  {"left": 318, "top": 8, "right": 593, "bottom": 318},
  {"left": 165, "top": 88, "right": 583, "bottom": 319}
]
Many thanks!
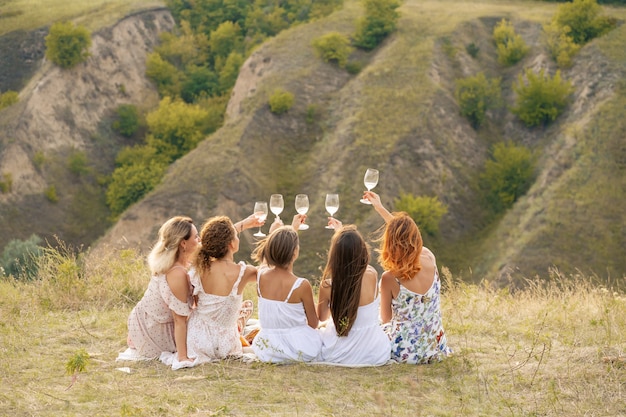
[
  {"left": 218, "top": 52, "right": 244, "bottom": 94},
  {"left": 455, "top": 72, "right": 502, "bottom": 128},
  {"left": 394, "top": 194, "right": 448, "bottom": 236},
  {"left": 180, "top": 64, "right": 219, "bottom": 103},
  {"left": 0, "top": 91, "right": 19, "bottom": 109},
  {"left": 553, "top": 0, "right": 615, "bottom": 45},
  {"left": 208, "top": 21, "right": 244, "bottom": 59},
  {"left": 512, "top": 69, "right": 574, "bottom": 127},
  {"left": 493, "top": 19, "right": 529, "bottom": 66},
  {"left": 67, "top": 150, "right": 90, "bottom": 176},
  {"left": 45, "top": 185, "right": 58, "bottom": 203},
  {"left": 1, "top": 234, "right": 43, "bottom": 280},
  {"left": 0, "top": 173, "right": 12, "bottom": 193},
  {"left": 146, "top": 52, "right": 181, "bottom": 98},
  {"left": 106, "top": 158, "right": 167, "bottom": 217},
  {"left": 353, "top": 0, "right": 401, "bottom": 51},
  {"left": 112, "top": 104, "right": 141, "bottom": 138},
  {"left": 542, "top": 21, "right": 581, "bottom": 68},
  {"left": 45, "top": 22, "right": 92, "bottom": 69},
  {"left": 481, "top": 141, "right": 536, "bottom": 213},
  {"left": 269, "top": 89, "right": 295, "bottom": 115},
  {"left": 312, "top": 32, "right": 354, "bottom": 68}
]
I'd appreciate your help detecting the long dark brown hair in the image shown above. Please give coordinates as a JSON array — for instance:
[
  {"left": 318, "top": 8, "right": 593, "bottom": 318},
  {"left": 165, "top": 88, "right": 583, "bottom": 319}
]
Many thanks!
[{"left": 322, "top": 225, "right": 369, "bottom": 337}]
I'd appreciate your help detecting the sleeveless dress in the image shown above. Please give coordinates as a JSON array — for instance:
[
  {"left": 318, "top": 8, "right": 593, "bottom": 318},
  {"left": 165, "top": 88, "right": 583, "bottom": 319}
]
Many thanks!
[
  {"left": 319, "top": 296, "right": 391, "bottom": 366},
  {"left": 384, "top": 269, "right": 452, "bottom": 364},
  {"left": 186, "top": 262, "right": 246, "bottom": 363},
  {"left": 252, "top": 270, "right": 322, "bottom": 363},
  {"left": 126, "top": 266, "right": 193, "bottom": 359}
]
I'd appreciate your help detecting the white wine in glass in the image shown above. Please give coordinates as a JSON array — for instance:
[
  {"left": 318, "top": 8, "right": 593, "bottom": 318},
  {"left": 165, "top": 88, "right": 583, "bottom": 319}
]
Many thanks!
[
  {"left": 269, "top": 194, "right": 284, "bottom": 221},
  {"left": 325, "top": 193, "right": 339, "bottom": 229},
  {"left": 360, "top": 168, "right": 379, "bottom": 204},
  {"left": 294, "top": 194, "right": 309, "bottom": 230},
  {"left": 253, "top": 201, "right": 268, "bottom": 237}
]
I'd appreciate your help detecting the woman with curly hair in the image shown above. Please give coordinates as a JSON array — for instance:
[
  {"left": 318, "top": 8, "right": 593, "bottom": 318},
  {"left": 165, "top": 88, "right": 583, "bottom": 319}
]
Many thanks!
[{"left": 363, "top": 191, "right": 452, "bottom": 364}]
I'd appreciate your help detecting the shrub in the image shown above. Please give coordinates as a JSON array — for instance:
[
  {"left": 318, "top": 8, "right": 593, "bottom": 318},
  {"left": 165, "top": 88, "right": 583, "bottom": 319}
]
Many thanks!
[
  {"left": 269, "top": 89, "right": 294, "bottom": 115},
  {"left": 0, "top": 173, "right": 12, "bottom": 193},
  {"left": 33, "top": 151, "right": 46, "bottom": 170},
  {"left": 465, "top": 42, "right": 480, "bottom": 58},
  {"left": 345, "top": 60, "right": 364, "bottom": 75},
  {"left": 67, "top": 150, "right": 89, "bottom": 175},
  {"left": 493, "top": 19, "right": 529, "bottom": 66},
  {"left": 45, "top": 185, "right": 59, "bottom": 202},
  {"left": 543, "top": 22, "right": 581, "bottom": 68},
  {"left": 112, "top": 104, "right": 141, "bottom": 137},
  {"left": 455, "top": 72, "right": 501, "bottom": 128},
  {"left": 1, "top": 234, "right": 43, "bottom": 280},
  {"left": 0, "top": 91, "right": 19, "bottom": 109},
  {"left": 312, "top": 32, "right": 353, "bottom": 68},
  {"left": 145, "top": 52, "right": 181, "bottom": 98},
  {"left": 180, "top": 64, "right": 219, "bottom": 103},
  {"left": 480, "top": 141, "right": 536, "bottom": 213},
  {"left": 45, "top": 21, "right": 92, "bottom": 69},
  {"left": 353, "top": 0, "right": 401, "bottom": 51},
  {"left": 511, "top": 69, "right": 574, "bottom": 127},
  {"left": 218, "top": 52, "right": 244, "bottom": 94},
  {"left": 553, "top": 0, "right": 614, "bottom": 45},
  {"left": 394, "top": 194, "right": 448, "bottom": 236}
]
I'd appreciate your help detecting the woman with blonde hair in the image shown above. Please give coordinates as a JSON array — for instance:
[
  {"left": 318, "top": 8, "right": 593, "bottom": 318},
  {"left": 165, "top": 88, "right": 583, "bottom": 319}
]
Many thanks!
[
  {"left": 121, "top": 216, "right": 200, "bottom": 369},
  {"left": 251, "top": 215, "right": 322, "bottom": 363},
  {"left": 363, "top": 191, "right": 452, "bottom": 364},
  {"left": 317, "top": 223, "right": 390, "bottom": 365}
]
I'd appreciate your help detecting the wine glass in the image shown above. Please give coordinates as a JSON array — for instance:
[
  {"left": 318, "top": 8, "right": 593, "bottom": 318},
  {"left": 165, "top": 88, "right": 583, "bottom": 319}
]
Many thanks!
[
  {"left": 294, "top": 194, "right": 309, "bottom": 230},
  {"left": 253, "top": 201, "right": 268, "bottom": 237},
  {"left": 360, "top": 168, "right": 379, "bottom": 204},
  {"left": 269, "top": 194, "right": 284, "bottom": 221},
  {"left": 325, "top": 193, "right": 339, "bottom": 229}
]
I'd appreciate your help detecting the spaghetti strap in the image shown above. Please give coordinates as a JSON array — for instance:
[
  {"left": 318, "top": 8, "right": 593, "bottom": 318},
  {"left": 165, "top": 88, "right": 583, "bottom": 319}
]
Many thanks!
[
  {"left": 230, "top": 262, "right": 247, "bottom": 296},
  {"left": 256, "top": 265, "right": 269, "bottom": 297},
  {"left": 284, "top": 278, "right": 304, "bottom": 302}
]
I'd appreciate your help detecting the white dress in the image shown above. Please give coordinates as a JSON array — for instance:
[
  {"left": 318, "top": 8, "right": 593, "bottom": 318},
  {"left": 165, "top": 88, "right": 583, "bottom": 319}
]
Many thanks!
[
  {"left": 186, "top": 262, "right": 246, "bottom": 363},
  {"left": 319, "top": 296, "right": 391, "bottom": 366},
  {"left": 252, "top": 271, "right": 322, "bottom": 363}
]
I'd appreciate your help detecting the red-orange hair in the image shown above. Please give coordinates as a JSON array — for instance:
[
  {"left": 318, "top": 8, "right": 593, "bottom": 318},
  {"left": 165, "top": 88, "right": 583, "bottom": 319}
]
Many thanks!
[{"left": 378, "top": 212, "right": 423, "bottom": 280}]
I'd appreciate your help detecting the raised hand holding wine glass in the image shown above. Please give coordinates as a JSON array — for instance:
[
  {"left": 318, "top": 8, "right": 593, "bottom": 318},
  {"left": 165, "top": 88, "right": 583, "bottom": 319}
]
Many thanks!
[
  {"left": 325, "top": 193, "right": 339, "bottom": 229},
  {"left": 253, "top": 201, "right": 268, "bottom": 237},
  {"left": 360, "top": 168, "right": 379, "bottom": 204},
  {"left": 294, "top": 194, "right": 309, "bottom": 230},
  {"left": 269, "top": 194, "right": 284, "bottom": 221}
]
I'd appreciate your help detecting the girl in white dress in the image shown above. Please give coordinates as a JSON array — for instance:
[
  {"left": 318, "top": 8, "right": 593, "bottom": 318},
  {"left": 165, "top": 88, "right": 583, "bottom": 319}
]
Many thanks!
[
  {"left": 317, "top": 223, "right": 391, "bottom": 366},
  {"left": 186, "top": 216, "right": 258, "bottom": 365},
  {"left": 251, "top": 217, "right": 322, "bottom": 363}
]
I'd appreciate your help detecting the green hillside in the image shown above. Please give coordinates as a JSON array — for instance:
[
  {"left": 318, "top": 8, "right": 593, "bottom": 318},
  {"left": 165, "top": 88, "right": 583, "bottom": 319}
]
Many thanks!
[{"left": 0, "top": 0, "right": 624, "bottom": 286}]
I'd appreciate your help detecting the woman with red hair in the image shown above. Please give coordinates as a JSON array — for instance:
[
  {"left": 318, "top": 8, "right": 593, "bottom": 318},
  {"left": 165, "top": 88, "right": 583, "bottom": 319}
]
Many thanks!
[{"left": 363, "top": 191, "right": 451, "bottom": 364}]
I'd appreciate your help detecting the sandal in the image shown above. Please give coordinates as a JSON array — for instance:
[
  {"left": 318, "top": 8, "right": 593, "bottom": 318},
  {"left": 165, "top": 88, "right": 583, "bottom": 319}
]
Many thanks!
[{"left": 237, "top": 300, "right": 254, "bottom": 334}]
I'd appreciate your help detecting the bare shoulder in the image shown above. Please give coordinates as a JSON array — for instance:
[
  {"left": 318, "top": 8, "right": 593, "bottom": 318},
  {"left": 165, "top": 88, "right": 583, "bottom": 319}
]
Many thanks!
[
  {"left": 363, "top": 266, "right": 378, "bottom": 285},
  {"left": 166, "top": 266, "right": 188, "bottom": 282},
  {"left": 421, "top": 247, "right": 436, "bottom": 263}
]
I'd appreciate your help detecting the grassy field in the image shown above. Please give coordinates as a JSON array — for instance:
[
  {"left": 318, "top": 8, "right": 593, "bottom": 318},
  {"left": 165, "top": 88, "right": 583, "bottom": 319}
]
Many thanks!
[
  {"left": 0, "top": 244, "right": 624, "bottom": 416},
  {"left": 0, "top": 0, "right": 165, "bottom": 36}
]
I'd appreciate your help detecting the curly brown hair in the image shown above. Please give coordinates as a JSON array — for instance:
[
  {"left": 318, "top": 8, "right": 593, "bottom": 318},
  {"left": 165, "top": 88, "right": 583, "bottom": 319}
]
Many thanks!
[{"left": 193, "top": 216, "right": 235, "bottom": 276}]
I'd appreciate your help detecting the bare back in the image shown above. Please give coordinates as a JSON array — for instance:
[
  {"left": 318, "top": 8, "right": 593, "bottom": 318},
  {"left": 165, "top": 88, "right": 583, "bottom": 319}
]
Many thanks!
[{"left": 201, "top": 261, "right": 256, "bottom": 296}]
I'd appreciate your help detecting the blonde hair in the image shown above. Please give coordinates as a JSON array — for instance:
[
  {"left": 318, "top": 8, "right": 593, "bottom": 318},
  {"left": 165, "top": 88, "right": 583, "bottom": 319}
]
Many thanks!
[
  {"left": 378, "top": 212, "right": 423, "bottom": 280},
  {"left": 193, "top": 216, "right": 235, "bottom": 276},
  {"left": 147, "top": 216, "right": 194, "bottom": 275}
]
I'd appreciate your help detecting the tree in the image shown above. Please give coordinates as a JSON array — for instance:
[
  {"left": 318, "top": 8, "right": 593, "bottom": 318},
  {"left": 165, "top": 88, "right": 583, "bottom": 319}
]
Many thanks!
[
  {"left": 493, "top": 19, "right": 529, "bottom": 66},
  {"left": 218, "top": 52, "right": 244, "bottom": 93},
  {"left": 312, "top": 32, "right": 353, "bottom": 68},
  {"left": 45, "top": 21, "right": 92, "bottom": 69},
  {"left": 394, "top": 194, "right": 448, "bottom": 236},
  {"left": 542, "top": 21, "right": 581, "bottom": 68},
  {"left": 511, "top": 69, "right": 574, "bottom": 127},
  {"left": 209, "top": 21, "right": 244, "bottom": 60},
  {"left": 553, "top": 0, "right": 614, "bottom": 45},
  {"left": 480, "top": 141, "right": 536, "bottom": 213},
  {"left": 146, "top": 52, "right": 182, "bottom": 98},
  {"left": 112, "top": 104, "right": 141, "bottom": 137},
  {"left": 106, "top": 159, "right": 167, "bottom": 217},
  {"left": 455, "top": 72, "right": 501, "bottom": 128},
  {"left": 353, "top": 0, "right": 401, "bottom": 50}
]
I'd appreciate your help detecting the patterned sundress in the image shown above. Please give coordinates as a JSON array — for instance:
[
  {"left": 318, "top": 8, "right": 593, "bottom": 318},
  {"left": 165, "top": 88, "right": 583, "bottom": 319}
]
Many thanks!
[{"left": 383, "top": 269, "right": 452, "bottom": 364}]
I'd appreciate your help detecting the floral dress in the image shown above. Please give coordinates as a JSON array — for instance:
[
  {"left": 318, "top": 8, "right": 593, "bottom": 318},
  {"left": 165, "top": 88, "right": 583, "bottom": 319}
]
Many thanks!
[{"left": 383, "top": 269, "right": 451, "bottom": 364}]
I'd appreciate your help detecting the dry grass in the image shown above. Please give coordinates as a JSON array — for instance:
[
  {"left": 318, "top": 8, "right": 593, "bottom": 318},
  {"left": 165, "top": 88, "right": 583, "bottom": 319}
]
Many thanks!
[
  {"left": 1, "top": 245, "right": 624, "bottom": 416},
  {"left": 0, "top": 0, "right": 165, "bottom": 36}
]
